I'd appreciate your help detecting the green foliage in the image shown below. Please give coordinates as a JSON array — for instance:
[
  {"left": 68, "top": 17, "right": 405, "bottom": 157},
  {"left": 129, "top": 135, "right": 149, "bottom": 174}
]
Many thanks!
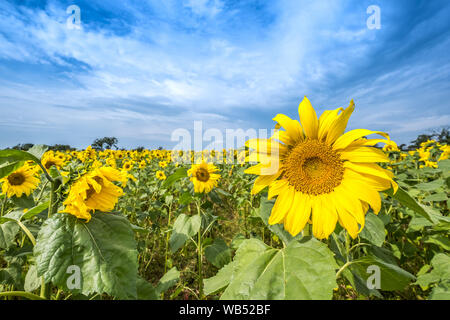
[
  {"left": 205, "top": 238, "right": 338, "bottom": 299},
  {"left": 34, "top": 213, "right": 138, "bottom": 299}
]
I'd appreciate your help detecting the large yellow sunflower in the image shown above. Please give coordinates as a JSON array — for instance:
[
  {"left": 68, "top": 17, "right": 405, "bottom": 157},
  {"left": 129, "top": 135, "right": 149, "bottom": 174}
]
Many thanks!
[
  {"left": 188, "top": 162, "right": 221, "bottom": 193},
  {"left": 245, "top": 97, "right": 398, "bottom": 239},
  {"left": 1, "top": 163, "right": 41, "bottom": 198},
  {"left": 61, "top": 167, "right": 126, "bottom": 221}
]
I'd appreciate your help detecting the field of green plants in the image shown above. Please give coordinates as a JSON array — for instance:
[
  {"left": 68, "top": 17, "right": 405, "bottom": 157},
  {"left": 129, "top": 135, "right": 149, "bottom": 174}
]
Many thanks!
[{"left": 0, "top": 136, "right": 449, "bottom": 300}]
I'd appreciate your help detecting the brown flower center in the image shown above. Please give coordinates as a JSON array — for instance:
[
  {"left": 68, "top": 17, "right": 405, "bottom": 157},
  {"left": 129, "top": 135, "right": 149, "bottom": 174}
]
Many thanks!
[
  {"left": 8, "top": 173, "right": 25, "bottom": 186},
  {"left": 283, "top": 139, "right": 344, "bottom": 195},
  {"left": 196, "top": 168, "right": 210, "bottom": 182},
  {"left": 45, "top": 161, "right": 56, "bottom": 170}
]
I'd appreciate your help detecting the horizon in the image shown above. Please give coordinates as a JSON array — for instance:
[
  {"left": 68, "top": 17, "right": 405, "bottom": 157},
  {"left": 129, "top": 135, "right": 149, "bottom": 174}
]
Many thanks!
[{"left": 1, "top": 0, "right": 450, "bottom": 149}]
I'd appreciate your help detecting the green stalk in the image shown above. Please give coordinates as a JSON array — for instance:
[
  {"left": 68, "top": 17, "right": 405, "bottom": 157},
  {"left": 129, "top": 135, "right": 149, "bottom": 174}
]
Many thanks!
[
  {"left": 0, "top": 194, "right": 7, "bottom": 217},
  {"left": 0, "top": 291, "right": 45, "bottom": 300},
  {"left": 48, "top": 181, "right": 57, "bottom": 218},
  {"left": 196, "top": 200, "right": 204, "bottom": 300}
]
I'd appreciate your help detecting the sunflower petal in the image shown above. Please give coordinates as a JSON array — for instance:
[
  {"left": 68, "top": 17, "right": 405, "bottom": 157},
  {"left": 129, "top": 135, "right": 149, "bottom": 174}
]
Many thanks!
[{"left": 298, "top": 96, "right": 319, "bottom": 138}]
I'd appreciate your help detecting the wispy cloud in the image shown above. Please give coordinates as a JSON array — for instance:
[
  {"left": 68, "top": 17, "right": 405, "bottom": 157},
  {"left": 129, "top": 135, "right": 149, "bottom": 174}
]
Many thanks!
[{"left": 0, "top": 0, "right": 449, "bottom": 148}]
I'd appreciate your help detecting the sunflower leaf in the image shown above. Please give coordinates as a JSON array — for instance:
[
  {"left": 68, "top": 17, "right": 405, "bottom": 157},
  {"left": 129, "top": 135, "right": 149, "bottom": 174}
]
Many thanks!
[
  {"left": 359, "top": 212, "right": 386, "bottom": 246},
  {"left": 350, "top": 253, "right": 416, "bottom": 291},
  {"left": 0, "top": 161, "right": 25, "bottom": 179},
  {"left": 0, "top": 149, "right": 40, "bottom": 165},
  {"left": 169, "top": 213, "right": 201, "bottom": 252},
  {"left": 207, "top": 237, "right": 338, "bottom": 299},
  {"left": 386, "top": 187, "right": 435, "bottom": 223},
  {"left": 34, "top": 212, "right": 138, "bottom": 299},
  {"left": 163, "top": 168, "right": 187, "bottom": 188}
]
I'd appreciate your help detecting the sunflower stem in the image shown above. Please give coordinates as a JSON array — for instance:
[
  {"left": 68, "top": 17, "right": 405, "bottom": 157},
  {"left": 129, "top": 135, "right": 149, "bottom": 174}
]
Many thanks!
[
  {"left": 336, "top": 261, "right": 354, "bottom": 279},
  {"left": 48, "top": 181, "right": 57, "bottom": 218},
  {"left": 0, "top": 291, "right": 46, "bottom": 300},
  {"left": 0, "top": 194, "right": 7, "bottom": 217},
  {"left": 196, "top": 199, "right": 204, "bottom": 300}
]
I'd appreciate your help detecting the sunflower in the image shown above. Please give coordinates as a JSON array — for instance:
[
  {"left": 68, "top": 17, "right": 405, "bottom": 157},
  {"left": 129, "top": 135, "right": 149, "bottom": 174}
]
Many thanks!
[
  {"left": 61, "top": 167, "right": 126, "bottom": 221},
  {"left": 245, "top": 97, "right": 398, "bottom": 239},
  {"left": 1, "top": 163, "right": 41, "bottom": 198},
  {"left": 42, "top": 152, "right": 65, "bottom": 170},
  {"left": 188, "top": 162, "right": 221, "bottom": 193},
  {"left": 155, "top": 170, "right": 166, "bottom": 180},
  {"left": 122, "top": 161, "right": 133, "bottom": 171},
  {"left": 159, "top": 161, "right": 168, "bottom": 168}
]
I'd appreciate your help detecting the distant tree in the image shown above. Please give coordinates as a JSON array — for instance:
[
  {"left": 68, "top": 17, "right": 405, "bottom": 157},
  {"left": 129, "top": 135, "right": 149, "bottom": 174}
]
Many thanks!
[
  {"left": 433, "top": 127, "right": 450, "bottom": 145},
  {"left": 134, "top": 146, "right": 145, "bottom": 152},
  {"left": 12, "top": 143, "right": 34, "bottom": 151},
  {"left": 158, "top": 146, "right": 163, "bottom": 150},
  {"left": 408, "top": 127, "right": 449, "bottom": 150},
  {"left": 92, "top": 137, "right": 118, "bottom": 151},
  {"left": 49, "top": 144, "right": 75, "bottom": 152}
]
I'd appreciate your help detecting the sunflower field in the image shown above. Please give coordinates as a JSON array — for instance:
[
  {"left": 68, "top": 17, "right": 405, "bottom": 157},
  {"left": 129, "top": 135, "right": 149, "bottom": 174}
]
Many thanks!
[{"left": 0, "top": 98, "right": 449, "bottom": 301}]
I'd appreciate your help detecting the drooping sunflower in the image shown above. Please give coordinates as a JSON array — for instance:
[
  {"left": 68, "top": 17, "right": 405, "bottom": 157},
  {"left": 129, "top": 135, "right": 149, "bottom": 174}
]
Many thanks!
[
  {"left": 188, "top": 162, "right": 221, "bottom": 193},
  {"left": 42, "top": 151, "right": 65, "bottom": 171},
  {"left": 61, "top": 166, "right": 127, "bottom": 221},
  {"left": 245, "top": 96, "right": 398, "bottom": 239},
  {"left": 1, "top": 163, "right": 41, "bottom": 198}
]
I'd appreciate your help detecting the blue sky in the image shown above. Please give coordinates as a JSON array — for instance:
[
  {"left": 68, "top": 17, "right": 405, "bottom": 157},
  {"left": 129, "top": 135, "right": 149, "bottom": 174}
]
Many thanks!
[{"left": 0, "top": 0, "right": 449, "bottom": 149}]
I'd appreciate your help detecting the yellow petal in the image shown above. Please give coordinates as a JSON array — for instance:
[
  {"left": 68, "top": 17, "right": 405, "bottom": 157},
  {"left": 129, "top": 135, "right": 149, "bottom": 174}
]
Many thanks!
[
  {"left": 298, "top": 96, "right": 319, "bottom": 138},
  {"left": 339, "top": 146, "right": 389, "bottom": 163},
  {"left": 272, "top": 114, "right": 303, "bottom": 144},
  {"left": 283, "top": 192, "right": 311, "bottom": 236},
  {"left": 318, "top": 108, "right": 343, "bottom": 141},
  {"left": 268, "top": 179, "right": 289, "bottom": 200},
  {"left": 251, "top": 172, "right": 281, "bottom": 195},
  {"left": 311, "top": 194, "right": 338, "bottom": 239},
  {"left": 333, "top": 128, "right": 390, "bottom": 150},
  {"left": 269, "top": 186, "right": 295, "bottom": 225},
  {"left": 325, "top": 100, "right": 355, "bottom": 145},
  {"left": 341, "top": 177, "right": 381, "bottom": 214}
]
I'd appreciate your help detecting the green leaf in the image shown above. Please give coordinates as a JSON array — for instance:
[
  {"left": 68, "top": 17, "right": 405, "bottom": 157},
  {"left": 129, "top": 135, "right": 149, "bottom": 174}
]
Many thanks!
[
  {"left": 423, "top": 235, "right": 450, "bottom": 251},
  {"left": 0, "top": 220, "right": 20, "bottom": 249},
  {"left": 210, "top": 238, "right": 338, "bottom": 300},
  {"left": 259, "top": 196, "right": 297, "bottom": 245},
  {"left": 416, "top": 253, "right": 450, "bottom": 290},
  {"left": 0, "top": 161, "right": 25, "bottom": 179},
  {"left": 137, "top": 268, "right": 180, "bottom": 300},
  {"left": 178, "top": 192, "right": 193, "bottom": 205},
  {"left": 423, "top": 193, "right": 448, "bottom": 202},
  {"left": 169, "top": 214, "right": 201, "bottom": 252},
  {"left": 205, "top": 238, "right": 232, "bottom": 268},
  {"left": 350, "top": 254, "right": 416, "bottom": 291},
  {"left": 359, "top": 212, "right": 386, "bottom": 246},
  {"left": 386, "top": 187, "right": 434, "bottom": 222},
  {"left": 34, "top": 212, "right": 138, "bottom": 299},
  {"left": 136, "top": 277, "right": 159, "bottom": 300},
  {"left": 26, "top": 145, "right": 48, "bottom": 161},
  {"left": 24, "top": 265, "right": 41, "bottom": 292},
  {"left": 429, "top": 282, "right": 450, "bottom": 300},
  {"left": 22, "top": 201, "right": 50, "bottom": 220},
  {"left": 415, "top": 179, "right": 444, "bottom": 192},
  {"left": 156, "top": 267, "right": 180, "bottom": 294},
  {"left": 0, "top": 148, "right": 41, "bottom": 165},
  {"left": 163, "top": 168, "right": 187, "bottom": 188}
]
